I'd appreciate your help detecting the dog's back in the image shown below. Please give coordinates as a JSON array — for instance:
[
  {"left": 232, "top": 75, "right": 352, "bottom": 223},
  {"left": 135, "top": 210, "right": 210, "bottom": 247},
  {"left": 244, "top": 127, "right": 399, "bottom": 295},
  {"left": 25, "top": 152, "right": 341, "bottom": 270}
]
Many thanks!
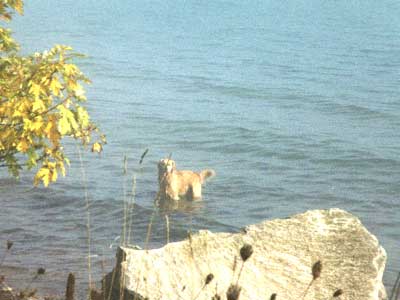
[
  {"left": 158, "top": 158, "right": 215, "bottom": 201},
  {"left": 167, "top": 170, "right": 202, "bottom": 200}
]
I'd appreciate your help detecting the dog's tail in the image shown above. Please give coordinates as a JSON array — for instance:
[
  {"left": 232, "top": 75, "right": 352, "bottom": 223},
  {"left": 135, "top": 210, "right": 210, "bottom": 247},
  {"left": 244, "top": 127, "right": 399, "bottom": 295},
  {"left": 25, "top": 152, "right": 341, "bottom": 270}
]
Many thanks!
[{"left": 199, "top": 169, "right": 216, "bottom": 183}]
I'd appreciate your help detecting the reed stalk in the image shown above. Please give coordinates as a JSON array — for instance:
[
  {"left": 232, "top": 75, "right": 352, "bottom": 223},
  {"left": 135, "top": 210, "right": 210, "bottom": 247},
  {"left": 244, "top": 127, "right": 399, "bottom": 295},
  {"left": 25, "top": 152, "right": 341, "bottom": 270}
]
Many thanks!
[
  {"left": 300, "top": 260, "right": 322, "bottom": 300},
  {"left": 192, "top": 273, "right": 214, "bottom": 300},
  {"left": 390, "top": 272, "right": 400, "bottom": 300},
  {"left": 126, "top": 175, "right": 136, "bottom": 246},
  {"left": 236, "top": 244, "right": 253, "bottom": 284},
  {"left": 77, "top": 145, "right": 93, "bottom": 300},
  {"left": 106, "top": 259, "right": 118, "bottom": 300},
  {"left": 23, "top": 268, "right": 45, "bottom": 293},
  {"left": 0, "top": 240, "right": 13, "bottom": 268},
  {"left": 122, "top": 155, "right": 128, "bottom": 246},
  {"left": 144, "top": 207, "right": 157, "bottom": 251},
  {"left": 165, "top": 214, "right": 170, "bottom": 244}
]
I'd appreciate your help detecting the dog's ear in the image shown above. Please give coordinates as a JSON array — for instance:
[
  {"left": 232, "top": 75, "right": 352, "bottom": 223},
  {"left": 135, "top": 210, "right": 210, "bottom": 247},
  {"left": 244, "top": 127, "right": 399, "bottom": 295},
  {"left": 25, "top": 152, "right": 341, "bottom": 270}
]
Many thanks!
[{"left": 158, "top": 158, "right": 167, "bottom": 167}]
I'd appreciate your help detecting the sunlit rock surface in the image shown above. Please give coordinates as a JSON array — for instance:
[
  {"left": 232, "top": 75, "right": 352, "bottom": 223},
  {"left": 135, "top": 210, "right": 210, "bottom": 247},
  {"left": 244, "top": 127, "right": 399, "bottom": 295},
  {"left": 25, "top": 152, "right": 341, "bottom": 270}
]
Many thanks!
[{"left": 104, "top": 209, "right": 386, "bottom": 300}]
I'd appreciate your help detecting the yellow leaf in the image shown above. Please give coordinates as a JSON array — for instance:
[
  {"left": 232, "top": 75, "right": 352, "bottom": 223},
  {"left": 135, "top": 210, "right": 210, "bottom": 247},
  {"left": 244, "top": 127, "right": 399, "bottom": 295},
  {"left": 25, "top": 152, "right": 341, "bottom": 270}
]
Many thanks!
[
  {"left": 57, "top": 105, "right": 79, "bottom": 134},
  {"left": 76, "top": 106, "right": 89, "bottom": 127},
  {"left": 50, "top": 78, "right": 63, "bottom": 97},
  {"left": 74, "top": 83, "right": 86, "bottom": 99},
  {"left": 64, "top": 64, "right": 77, "bottom": 76},
  {"left": 58, "top": 114, "right": 71, "bottom": 135},
  {"left": 23, "top": 119, "right": 32, "bottom": 131},
  {"left": 12, "top": 110, "right": 22, "bottom": 117},
  {"left": 67, "top": 111, "right": 79, "bottom": 131},
  {"left": 34, "top": 167, "right": 50, "bottom": 187},
  {"left": 31, "top": 117, "right": 44, "bottom": 133},
  {"left": 29, "top": 83, "right": 41, "bottom": 99},
  {"left": 16, "top": 138, "right": 29, "bottom": 153},
  {"left": 32, "top": 99, "right": 45, "bottom": 112},
  {"left": 91, "top": 142, "right": 102, "bottom": 153},
  {"left": 14, "top": 0, "right": 24, "bottom": 14},
  {"left": 57, "top": 161, "right": 66, "bottom": 176},
  {"left": 44, "top": 116, "right": 61, "bottom": 147},
  {"left": 50, "top": 167, "right": 58, "bottom": 182},
  {"left": 34, "top": 163, "right": 58, "bottom": 186}
]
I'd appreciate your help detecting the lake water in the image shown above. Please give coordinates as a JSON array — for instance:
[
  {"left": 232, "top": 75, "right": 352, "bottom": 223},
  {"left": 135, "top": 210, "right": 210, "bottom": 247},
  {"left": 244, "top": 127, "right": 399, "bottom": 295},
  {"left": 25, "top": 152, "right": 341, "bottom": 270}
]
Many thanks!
[{"left": 1, "top": 0, "right": 399, "bottom": 297}]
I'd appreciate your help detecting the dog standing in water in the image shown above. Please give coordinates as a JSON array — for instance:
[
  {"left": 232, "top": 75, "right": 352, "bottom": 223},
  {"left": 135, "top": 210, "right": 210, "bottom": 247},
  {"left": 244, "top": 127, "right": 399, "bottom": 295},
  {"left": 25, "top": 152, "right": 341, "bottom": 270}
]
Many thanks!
[{"left": 157, "top": 158, "right": 215, "bottom": 201}]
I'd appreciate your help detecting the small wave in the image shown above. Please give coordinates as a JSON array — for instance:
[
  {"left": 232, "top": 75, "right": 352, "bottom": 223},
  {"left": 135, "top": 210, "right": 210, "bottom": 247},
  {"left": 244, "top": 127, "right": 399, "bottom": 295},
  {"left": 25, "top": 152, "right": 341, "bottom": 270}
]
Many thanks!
[{"left": 319, "top": 101, "right": 397, "bottom": 121}]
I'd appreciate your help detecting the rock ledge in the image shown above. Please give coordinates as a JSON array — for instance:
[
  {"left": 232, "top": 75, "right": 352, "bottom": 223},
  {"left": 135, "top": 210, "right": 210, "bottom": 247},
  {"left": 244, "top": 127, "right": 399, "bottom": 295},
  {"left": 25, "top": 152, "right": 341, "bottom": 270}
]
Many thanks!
[{"left": 104, "top": 209, "right": 387, "bottom": 300}]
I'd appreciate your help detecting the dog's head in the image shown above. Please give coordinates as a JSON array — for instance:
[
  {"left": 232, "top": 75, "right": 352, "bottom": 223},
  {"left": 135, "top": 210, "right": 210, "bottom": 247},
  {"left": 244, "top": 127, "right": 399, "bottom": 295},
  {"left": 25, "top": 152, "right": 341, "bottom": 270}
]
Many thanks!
[{"left": 158, "top": 158, "right": 176, "bottom": 183}]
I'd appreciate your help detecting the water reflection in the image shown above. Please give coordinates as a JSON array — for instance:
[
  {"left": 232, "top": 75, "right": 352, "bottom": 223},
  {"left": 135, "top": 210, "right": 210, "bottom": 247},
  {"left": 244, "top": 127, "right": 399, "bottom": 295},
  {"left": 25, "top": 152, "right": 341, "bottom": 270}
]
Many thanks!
[{"left": 157, "top": 198, "right": 204, "bottom": 215}]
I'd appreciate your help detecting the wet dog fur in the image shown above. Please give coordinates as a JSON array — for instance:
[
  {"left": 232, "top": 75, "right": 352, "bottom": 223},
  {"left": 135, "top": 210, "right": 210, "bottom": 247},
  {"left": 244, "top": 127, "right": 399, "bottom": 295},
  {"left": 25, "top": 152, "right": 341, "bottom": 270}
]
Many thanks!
[{"left": 158, "top": 158, "right": 215, "bottom": 201}]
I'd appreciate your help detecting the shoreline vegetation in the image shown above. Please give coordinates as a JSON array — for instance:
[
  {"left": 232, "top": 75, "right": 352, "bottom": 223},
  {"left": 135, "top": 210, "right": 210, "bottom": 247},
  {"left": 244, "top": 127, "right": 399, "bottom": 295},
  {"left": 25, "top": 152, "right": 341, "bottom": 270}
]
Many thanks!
[
  {"left": 0, "top": 241, "right": 343, "bottom": 300},
  {"left": 1, "top": 208, "right": 398, "bottom": 300},
  {"left": 1, "top": 243, "right": 398, "bottom": 300}
]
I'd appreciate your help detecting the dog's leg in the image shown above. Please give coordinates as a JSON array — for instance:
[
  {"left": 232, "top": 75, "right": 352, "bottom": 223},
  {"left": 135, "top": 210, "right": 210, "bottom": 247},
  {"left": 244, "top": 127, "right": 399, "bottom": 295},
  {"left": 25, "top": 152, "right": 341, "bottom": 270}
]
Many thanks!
[
  {"left": 170, "top": 193, "right": 180, "bottom": 201},
  {"left": 191, "top": 183, "right": 202, "bottom": 200},
  {"left": 166, "top": 186, "right": 180, "bottom": 201}
]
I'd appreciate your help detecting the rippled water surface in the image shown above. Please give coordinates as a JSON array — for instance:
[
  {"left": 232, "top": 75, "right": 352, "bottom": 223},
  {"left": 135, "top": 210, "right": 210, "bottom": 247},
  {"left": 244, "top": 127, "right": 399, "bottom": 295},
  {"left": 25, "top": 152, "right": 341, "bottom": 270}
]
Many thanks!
[{"left": 1, "top": 0, "right": 399, "bottom": 296}]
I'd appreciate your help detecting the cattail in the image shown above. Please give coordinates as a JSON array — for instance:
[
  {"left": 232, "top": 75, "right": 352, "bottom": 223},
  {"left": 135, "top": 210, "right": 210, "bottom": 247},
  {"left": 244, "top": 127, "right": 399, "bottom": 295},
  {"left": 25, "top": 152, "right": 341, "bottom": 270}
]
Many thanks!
[
  {"left": 333, "top": 289, "right": 343, "bottom": 298},
  {"left": 0, "top": 241, "right": 13, "bottom": 268},
  {"left": 270, "top": 293, "right": 277, "bottom": 300},
  {"left": 18, "top": 291, "right": 26, "bottom": 299},
  {"left": 23, "top": 267, "right": 46, "bottom": 292},
  {"left": 236, "top": 244, "right": 254, "bottom": 283},
  {"left": 27, "top": 289, "right": 37, "bottom": 297},
  {"left": 312, "top": 260, "right": 322, "bottom": 280},
  {"left": 37, "top": 267, "right": 46, "bottom": 275},
  {"left": 139, "top": 148, "right": 149, "bottom": 165},
  {"left": 192, "top": 273, "right": 215, "bottom": 300},
  {"left": 6, "top": 240, "right": 13, "bottom": 250},
  {"left": 65, "top": 273, "right": 75, "bottom": 300},
  {"left": 212, "top": 294, "right": 221, "bottom": 300},
  {"left": 226, "top": 284, "right": 242, "bottom": 300},
  {"left": 239, "top": 244, "right": 253, "bottom": 262},
  {"left": 205, "top": 273, "right": 214, "bottom": 285},
  {"left": 301, "top": 261, "right": 323, "bottom": 300},
  {"left": 90, "top": 289, "right": 103, "bottom": 300}
]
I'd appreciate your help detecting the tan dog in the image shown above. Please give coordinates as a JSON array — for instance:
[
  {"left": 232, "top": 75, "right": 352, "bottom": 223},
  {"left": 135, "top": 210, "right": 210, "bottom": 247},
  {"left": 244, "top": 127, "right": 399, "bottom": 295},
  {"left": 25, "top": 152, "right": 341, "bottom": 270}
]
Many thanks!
[{"left": 158, "top": 158, "right": 215, "bottom": 201}]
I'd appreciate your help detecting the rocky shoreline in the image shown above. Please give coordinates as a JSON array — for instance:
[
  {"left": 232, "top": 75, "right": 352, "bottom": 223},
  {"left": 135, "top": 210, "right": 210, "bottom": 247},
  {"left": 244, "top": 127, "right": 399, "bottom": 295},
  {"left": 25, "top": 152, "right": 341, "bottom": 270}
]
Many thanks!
[
  {"left": 0, "top": 209, "right": 391, "bottom": 300},
  {"left": 103, "top": 209, "right": 386, "bottom": 300}
]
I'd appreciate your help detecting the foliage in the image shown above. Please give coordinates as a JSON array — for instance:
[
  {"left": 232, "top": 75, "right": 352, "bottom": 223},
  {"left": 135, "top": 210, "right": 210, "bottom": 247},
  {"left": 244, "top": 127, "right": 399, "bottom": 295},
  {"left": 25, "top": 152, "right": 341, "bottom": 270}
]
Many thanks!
[{"left": 0, "top": 0, "right": 105, "bottom": 186}]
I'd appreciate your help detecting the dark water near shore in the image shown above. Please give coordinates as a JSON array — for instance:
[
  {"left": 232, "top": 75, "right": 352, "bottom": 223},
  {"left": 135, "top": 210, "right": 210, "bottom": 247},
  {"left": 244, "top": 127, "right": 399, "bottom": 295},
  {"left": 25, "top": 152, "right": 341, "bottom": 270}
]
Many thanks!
[{"left": 1, "top": 0, "right": 400, "bottom": 297}]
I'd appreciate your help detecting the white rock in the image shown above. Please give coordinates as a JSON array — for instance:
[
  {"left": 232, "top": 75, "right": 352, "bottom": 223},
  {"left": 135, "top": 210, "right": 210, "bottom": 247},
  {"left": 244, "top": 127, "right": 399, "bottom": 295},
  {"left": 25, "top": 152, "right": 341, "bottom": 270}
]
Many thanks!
[{"left": 104, "top": 209, "right": 387, "bottom": 300}]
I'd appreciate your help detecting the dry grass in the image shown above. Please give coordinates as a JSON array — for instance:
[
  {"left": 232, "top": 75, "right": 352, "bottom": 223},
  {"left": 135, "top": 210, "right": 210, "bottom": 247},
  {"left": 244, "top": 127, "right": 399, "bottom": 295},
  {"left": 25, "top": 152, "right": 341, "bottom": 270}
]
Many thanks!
[
  {"left": 77, "top": 145, "right": 93, "bottom": 299},
  {"left": 390, "top": 272, "right": 400, "bottom": 300}
]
